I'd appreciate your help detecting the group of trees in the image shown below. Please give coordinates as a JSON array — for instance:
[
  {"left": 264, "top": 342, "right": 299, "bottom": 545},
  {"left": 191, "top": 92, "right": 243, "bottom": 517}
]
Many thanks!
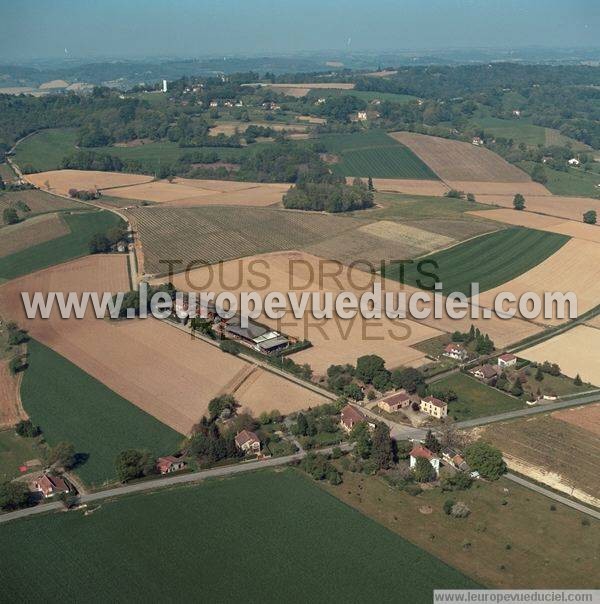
[
  {"left": 89, "top": 224, "right": 129, "bottom": 254},
  {"left": 299, "top": 452, "right": 342, "bottom": 484},
  {"left": 451, "top": 325, "right": 495, "bottom": 355},
  {"left": 327, "top": 355, "right": 426, "bottom": 400},
  {"left": 283, "top": 177, "right": 374, "bottom": 213}
]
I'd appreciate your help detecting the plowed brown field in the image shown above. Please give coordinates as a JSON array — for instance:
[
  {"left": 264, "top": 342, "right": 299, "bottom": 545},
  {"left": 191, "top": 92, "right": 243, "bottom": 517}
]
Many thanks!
[
  {"left": 0, "top": 255, "right": 327, "bottom": 433},
  {"left": 389, "top": 132, "right": 533, "bottom": 182}
]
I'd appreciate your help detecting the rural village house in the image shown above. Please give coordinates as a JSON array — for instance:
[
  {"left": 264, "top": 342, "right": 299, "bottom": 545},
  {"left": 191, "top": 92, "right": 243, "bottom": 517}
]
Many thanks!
[
  {"left": 419, "top": 396, "right": 448, "bottom": 419},
  {"left": 443, "top": 343, "right": 468, "bottom": 361},
  {"left": 497, "top": 353, "right": 517, "bottom": 368},
  {"left": 340, "top": 404, "right": 372, "bottom": 432},
  {"left": 441, "top": 448, "right": 469, "bottom": 472},
  {"left": 470, "top": 364, "right": 500, "bottom": 384},
  {"left": 378, "top": 391, "right": 410, "bottom": 413},
  {"left": 235, "top": 430, "right": 261, "bottom": 454},
  {"left": 156, "top": 456, "right": 186, "bottom": 475},
  {"left": 410, "top": 445, "right": 441, "bottom": 476},
  {"left": 32, "top": 474, "right": 70, "bottom": 498}
]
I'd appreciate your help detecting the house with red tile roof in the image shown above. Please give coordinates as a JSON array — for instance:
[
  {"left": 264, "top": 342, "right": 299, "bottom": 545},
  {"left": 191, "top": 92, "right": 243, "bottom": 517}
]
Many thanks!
[
  {"left": 156, "top": 456, "right": 186, "bottom": 475},
  {"left": 409, "top": 445, "right": 440, "bottom": 475},
  {"left": 443, "top": 343, "right": 468, "bottom": 361},
  {"left": 378, "top": 391, "right": 410, "bottom": 413},
  {"left": 32, "top": 474, "right": 70, "bottom": 498},
  {"left": 235, "top": 430, "right": 261, "bottom": 454},
  {"left": 340, "top": 404, "right": 368, "bottom": 432},
  {"left": 498, "top": 353, "right": 517, "bottom": 368},
  {"left": 419, "top": 396, "right": 448, "bottom": 419}
]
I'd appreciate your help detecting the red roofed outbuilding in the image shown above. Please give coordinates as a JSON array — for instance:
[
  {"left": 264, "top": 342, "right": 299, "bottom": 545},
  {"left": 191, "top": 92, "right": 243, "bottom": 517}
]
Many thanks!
[{"left": 156, "top": 456, "right": 186, "bottom": 475}]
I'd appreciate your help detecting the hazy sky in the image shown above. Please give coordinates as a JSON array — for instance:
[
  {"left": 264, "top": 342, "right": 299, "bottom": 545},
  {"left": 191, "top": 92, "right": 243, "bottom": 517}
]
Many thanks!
[{"left": 1, "top": 0, "right": 599, "bottom": 60}]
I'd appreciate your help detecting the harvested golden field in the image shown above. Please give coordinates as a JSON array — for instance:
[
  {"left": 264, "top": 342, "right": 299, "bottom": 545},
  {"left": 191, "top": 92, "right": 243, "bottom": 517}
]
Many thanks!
[
  {"left": 475, "top": 194, "right": 600, "bottom": 223},
  {"left": 469, "top": 209, "right": 600, "bottom": 243},
  {"left": 101, "top": 178, "right": 288, "bottom": 207},
  {"left": 0, "top": 255, "right": 324, "bottom": 433},
  {"left": 478, "top": 239, "right": 600, "bottom": 325},
  {"left": 0, "top": 214, "right": 70, "bottom": 258},
  {"left": 479, "top": 413, "right": 600, "bottom": 507},
  {"left": 26, "top": 170, "right": 153, "bottom": 196},
  {"left": 447, "top": 181, "right": 550, "bottom": 196},
  {"left": 234, "top": 367, "right": 328, "bottom": 415},
  {"left": 298, "top": 116, "right": 327, "bottom": 124},
  {"left": 164, "top": 250, "right": 540, "bottom": 373},
  {"left": 0, "top": 360, "right": 25, "bottom": 428},
  {"left": 389, "top": 132, "right": 533, "bottom": 182},
  {"left": 519, "top": 325, "right": 600, "bottom": 385},
  {"left": 553, "top": 403, "right": 600, "bottom": 437},
  {"left": 358, "top": 220, "right": 455, "bottom": 253},
  {"left": 369, "top": 178, "right": 449, "bottom": 196},
  {"left": 209, "top": 122, "right": 309, "bottom": 136},
  {"left": 467, "top": 209, "right": 566, "bottom": 230}
]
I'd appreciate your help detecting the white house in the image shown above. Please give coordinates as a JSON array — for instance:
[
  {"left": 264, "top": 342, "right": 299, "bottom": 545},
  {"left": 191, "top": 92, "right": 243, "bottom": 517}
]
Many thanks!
[
  {"left": 568, "top": 158, "right": 580, "bottom": 166},
  {"left": 357, "top": 111, "right": 368, "bottom": 121},
  {"left": 498, "top": 353, "right": 517, "bottom": 368},
  {"left": 472, "top": 137, "right": 484, "bottom": 146},
  {"left": 512, "top": 109, "right": 521, "bottom": 117},
  {"left": 443, "top": 343, "right": 468, "bottom": 361},
  {"left": 410, "top": 445, "right": 440, "bottom": 476}
]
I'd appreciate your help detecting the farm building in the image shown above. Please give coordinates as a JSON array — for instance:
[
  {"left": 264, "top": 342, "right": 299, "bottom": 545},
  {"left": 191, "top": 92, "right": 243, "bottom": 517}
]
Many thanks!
[
  {"left": 470, "top": 364, "right": 500, "bottom": 384},
  {"left": 252, "top": 331, "right": 290, "bottom": 355},
  {"left": 378, "top": 391, "right": 410, "bottom": 413},
  {"left": 409, "top": 445, "right": 440, "bottom": 476},
  {"left": 32, "top": 474, "right": 70, "bottom": 498},
  {"left": 356, "top": 111, "right": 368, "bottom": 121},
  {"left": 441, "top": 448, "right": 469, "bottom": 471},
  {"left": 498, "top": 353, "right": 517, "bottom": 368},
  {"left": 156, "top": 456, "right": 186, "bottom": 475},
  {"left": 472, "top": 137, "right": 484, "bottom": 146},
  {"left": 224, "top": 317, "right": 268, "bottom": 343},
  {"left": 340, "top": 404, "right": 367, "bottom": 432},
  {"left": 443, "top": 343, "right": 467, "bottom": 361},
  {"left": 568, "top": 158, "right": 580, "bottom": 166},
  {"left": 235, "top": 430, "right": 261, "bottom": 454},
  {"left": 419, "top": 396, "right": 448, "bottom": 419}
]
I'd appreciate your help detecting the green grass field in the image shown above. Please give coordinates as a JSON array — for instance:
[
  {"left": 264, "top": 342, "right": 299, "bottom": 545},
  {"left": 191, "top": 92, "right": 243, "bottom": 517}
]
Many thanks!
[
  {"left": 0, "top": 430, "right": 42, "bottom": 482},
  {"left": 382, "top": 227, "right": 570, "bottom": 295},
  {"left": 519, "top": 161, "right": 600, "bottom": 197},
  {"left": 0, "top": 188, "right": 83, "bottom": 220},
  {"left": 0, "top": 210, "right": 124, "bottom": 281},
  {"left": 319, "top": 130, "right": 439, "bottom": 179},
  {"left": 20, "top": 340, "right": 181, "bottom": 487},
  {"left": 473, "top": 117, "right": 547, "bottom": 147},
  {"left": 0, "top": 469, "right": 477, "bottom": 600},
  {"left": 433, "top": 372, "right": 524, "bottom": 421},
  {"left": 13, "top": 128, "right": 78, "bottom": 172}
]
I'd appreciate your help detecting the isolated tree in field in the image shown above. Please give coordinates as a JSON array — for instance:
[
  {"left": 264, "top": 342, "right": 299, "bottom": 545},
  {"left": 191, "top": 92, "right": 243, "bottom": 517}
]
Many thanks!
[
  {"left": 464, "top": 441, "right": 507, "bottom": 480},
  {"left": 583, "top": 210, "right": 597, "bottom": 224},
  {"left": 367, "top": 176, "right": 374, "bottom": 191},
  {"left": 371, "top": 422, "right": 393, "bottom": 469},
  {"left": 413, "top": 457, "right": 436, "bottom": 482},
  {"left": 208, "top": 394, "right": 239, "bottom": 421},
  {"left": 48, "top": 441, "right": 77, "bottom": 470},
  {"left": 15, "top": 419, "right": 40, "bottom": 438},
  {"left": 355, "top": 355, "right": 386, "bottom": 384},
  {"left": 466, "top": 192, "right": 476, "bottom": 202},
  {"left": 513, "top": 193, "right": 526, "bottom": 210},
  {"left": 574, "top": 373, "right": 583, "bottom": 386},
  {"left": 0, "top": 481, "right": 30, "bottom": 510},
  {"left": 535, "top": 366, "right": 544, "bottom": 381},
  {"left": 3, "top": 207, "right": 19, "bottom": 225},
  {"left": 115, "top": 449, "right": 153, "bottom": 482}
]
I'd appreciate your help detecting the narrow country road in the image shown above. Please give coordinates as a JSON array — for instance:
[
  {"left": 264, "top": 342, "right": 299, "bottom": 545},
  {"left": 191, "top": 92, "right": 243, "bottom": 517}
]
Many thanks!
[
  {"left": 505, "top": 473, "right": 600, "bottom": 520},
  {"left": 0, "top": 443, "right": 352, "bottom": 525}
]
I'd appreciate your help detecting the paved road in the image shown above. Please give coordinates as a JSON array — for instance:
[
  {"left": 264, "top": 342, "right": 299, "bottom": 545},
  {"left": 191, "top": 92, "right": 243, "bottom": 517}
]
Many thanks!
[
  {"left": 454, "top": 392, "right": 600, "bottom": 429},
  {"left": 505, "top": 473, "right": 600, "bottom": 520},
  {"left": 0, "top": 443, "right": 352, "bottom": 525}
]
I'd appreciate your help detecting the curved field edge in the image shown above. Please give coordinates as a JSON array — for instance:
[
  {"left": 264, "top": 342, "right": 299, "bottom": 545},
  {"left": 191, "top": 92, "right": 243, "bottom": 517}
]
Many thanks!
[
  {"left": 0, "top": 470, "right": 478, "bottom": 601},
  {"left": 382, "top": 227, "right": 570, "bottom": 295},
  {"left": 0, "top": 210, "right": 124, "bottom": 281},
  {"left": 20, "top": 339, "right": 181, "bottom": 487}
]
